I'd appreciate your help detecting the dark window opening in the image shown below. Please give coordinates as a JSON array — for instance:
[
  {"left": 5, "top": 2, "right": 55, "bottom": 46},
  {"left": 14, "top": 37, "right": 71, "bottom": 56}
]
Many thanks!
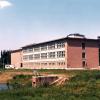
[
  {"left": 82, "top": 52, "right": 85, "bottom": 59},
  {"left": 82, "top": 43, "right": 85, "bottom": 50},
  {"left": 82, "top": 61, "right": 85, "bottom": 67},
  {"left": 20, "top": 63, "right": 23, "bottom": 67}
]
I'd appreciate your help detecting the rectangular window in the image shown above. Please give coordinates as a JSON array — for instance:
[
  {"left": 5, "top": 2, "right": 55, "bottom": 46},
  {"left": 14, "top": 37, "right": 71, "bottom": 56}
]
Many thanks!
[
  {"left": 28, "top": 48, "right": 33, "bottom": 52},
  {"left": 29, "top": 55, "right": 33, "bottom": 60},
  {"left": 48, "top": 44, "right": 55, "bottom": 50},
  {"left": 34, "top": 54, "right": 40, "bottom": 59},
  {"left": 41, "top": 46, "right": 47, "bottom": 51},
  {"left": 34, "top": 47, "right": 40, "bottom": 52},
  {"left": 23, "top": 49, "right": 27, "bottom": 53},
  {"left": 82, "top": 43, "right": 85, "bottom": 50},
  {"left": 48, "top": 52, "right": 55, "bottom": 58},
  {"left": 49, "top": 62, "right": 55, "bottom": 66},
  {"left": 41, "top": 53, "right": 47, "bottom": 59},
  {"left": 57, "top": 62, "right": 65, "bottom": 66},
  {"left": 41, "top": 63, "right": 47, "bottom": 66},
  {"left": 82, "top": 52, "right": 85, "bottom": 59},
  {"left": 23, "top": 55, "right": 28, "bottom": 61},
  {"left": 57, "top": 51, "right": 65, "bottom": 58},
  {"left": 57, "top": 43, "right": 65, "bottom": 48},
  {"left": 23, "top": 48, "right": 33, "bottom": 53}
]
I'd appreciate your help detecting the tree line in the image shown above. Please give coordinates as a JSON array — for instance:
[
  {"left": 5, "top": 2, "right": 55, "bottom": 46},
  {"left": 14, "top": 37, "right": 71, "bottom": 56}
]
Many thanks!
[{"left": 0, "top": 50, "right": 11, "bottom": 69}]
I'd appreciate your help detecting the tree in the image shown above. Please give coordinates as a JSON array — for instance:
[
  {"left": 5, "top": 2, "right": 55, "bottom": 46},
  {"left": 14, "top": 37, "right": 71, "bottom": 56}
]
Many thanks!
[{"left": 0, "top": 50, "right": 11, "bottom": 69}]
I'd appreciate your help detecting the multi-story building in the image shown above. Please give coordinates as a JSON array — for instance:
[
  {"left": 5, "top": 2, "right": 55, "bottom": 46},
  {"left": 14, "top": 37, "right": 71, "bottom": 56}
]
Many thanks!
[{"left": 11, "top": 34, "right": 100, "bottom": 69}]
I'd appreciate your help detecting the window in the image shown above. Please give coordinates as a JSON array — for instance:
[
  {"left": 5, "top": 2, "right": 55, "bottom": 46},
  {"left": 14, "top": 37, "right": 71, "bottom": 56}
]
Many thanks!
[
  {"left": 57, "top": 51, "right": 65, "bottom": 58},
  {"left": 41, "top": 63, "right": 47, "bottom": 66},
  {"left": 48, "top": 52, "right": 55, "bottom": 58},
  {"left": 57, "top": 62, "right": 65, "bottom": 66},
  {"left": 82, "top": 43, "right": 85, "bottom": 50},
  {"left": 41, "top": 53, "right": 47, "bottom": 59},
  {"left": 41, "top": 46, "right": 47, "bottom": 51},
  {"left": 28, "top": 48, "right": 33, "bottom": 52},
  {"left": 34, "top": 54, "right": 40, "bottom": 59},
  {"left": 29, "top": 55, "right": 33, "bottom": 60},
  {"left": 82, "top": 52, "right": 85, "bottom": 59},
  {"left": 23, "top": 49, "right": 27, "bottom": 53},
  {"left": 34, "top": 47, "right": 40, "bottom": 52},
  {"left": 48, "top": 44, "right": 55, "bottom": 50},
  {"left": 23, "top": 55, "right": 28, "bottom": 61},
  {"left": 82, "top": 61, "right": 86, "bottom": 67},
  {"left": 49, "top": 62, "right": 55, "bottom": 66},
  {"left": 57, "top": 43, "right": 65, "bottom": 48},
  {"left": 23, "top": 48, "right": 33, "bottom": 53},
  {"left": 20, "top": 63, "right": 23, "bottom": 67}
]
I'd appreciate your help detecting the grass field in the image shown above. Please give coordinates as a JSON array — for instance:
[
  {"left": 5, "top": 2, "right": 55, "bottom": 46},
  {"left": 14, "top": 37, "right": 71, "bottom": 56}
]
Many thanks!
[{"left": 0, "top": 69, "right": 100, "bottom": 100}]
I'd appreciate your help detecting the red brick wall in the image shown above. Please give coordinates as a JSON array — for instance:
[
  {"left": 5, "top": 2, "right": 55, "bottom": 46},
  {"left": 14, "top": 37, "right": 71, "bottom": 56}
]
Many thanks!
[
  {"left": 67, "top": 39, "right": 99, "bottom": 69},
  {"left": 67, "top": 40, "right": 83, "bottom": 68},
  {"left": 85, "top": 41, "right": 99, "bottom": 68}
]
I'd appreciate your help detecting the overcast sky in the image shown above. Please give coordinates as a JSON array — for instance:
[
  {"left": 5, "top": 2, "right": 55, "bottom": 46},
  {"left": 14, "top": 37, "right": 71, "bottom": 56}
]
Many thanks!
[{"left": 0, "top": 0, "right": 100, "bottom": 50}]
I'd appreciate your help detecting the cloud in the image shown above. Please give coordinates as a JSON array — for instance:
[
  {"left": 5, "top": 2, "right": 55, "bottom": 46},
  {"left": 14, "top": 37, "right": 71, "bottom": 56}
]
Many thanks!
[{"left": 0, "top": 0, "right": 12, "bottom": 9}]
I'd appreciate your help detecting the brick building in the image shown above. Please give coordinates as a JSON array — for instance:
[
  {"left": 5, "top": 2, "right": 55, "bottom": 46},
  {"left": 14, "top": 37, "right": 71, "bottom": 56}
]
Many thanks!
[
  {"left": 11, "top": 49, "right": 22, "bottom": 69},
  {"left": 11, "top": 34, "right": 100, "bottom": 69}
]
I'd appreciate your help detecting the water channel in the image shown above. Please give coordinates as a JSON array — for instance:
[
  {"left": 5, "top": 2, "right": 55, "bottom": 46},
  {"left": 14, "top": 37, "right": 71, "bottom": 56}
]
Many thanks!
[{"left": 0, "top": 83, "right": 9, "bottom": 90}]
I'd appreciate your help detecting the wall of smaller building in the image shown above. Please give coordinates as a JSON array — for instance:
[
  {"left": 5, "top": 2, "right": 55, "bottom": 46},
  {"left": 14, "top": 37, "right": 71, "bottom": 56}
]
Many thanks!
[{"left": 11, "top": 50, "right": 22, "bottom": 69}]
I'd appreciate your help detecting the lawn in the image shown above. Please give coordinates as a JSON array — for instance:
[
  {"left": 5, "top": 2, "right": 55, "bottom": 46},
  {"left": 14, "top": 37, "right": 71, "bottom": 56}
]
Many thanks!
[{"left": 0, "top": 70, "right": 100, "bottom": 100}]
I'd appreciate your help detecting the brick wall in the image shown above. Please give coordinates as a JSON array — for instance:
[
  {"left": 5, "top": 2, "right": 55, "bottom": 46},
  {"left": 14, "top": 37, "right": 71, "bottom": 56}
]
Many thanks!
[
  {"left": 85, "top": 41, "right": 99, "bottom": 68},
  {"left": 11, "top": 50, "right": 22, "bottom": 69},
  {"left": 67, "top": 39, "right": 99, "bottom": 69}
]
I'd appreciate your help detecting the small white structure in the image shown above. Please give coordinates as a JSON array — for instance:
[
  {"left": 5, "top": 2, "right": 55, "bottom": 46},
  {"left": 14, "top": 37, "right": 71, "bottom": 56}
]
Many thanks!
[
  {"left": 67, "top": 33, "right": 86, "bottom": 38},
  {"left": 5, "top": 65, "right": 15, "bottom": 69}
]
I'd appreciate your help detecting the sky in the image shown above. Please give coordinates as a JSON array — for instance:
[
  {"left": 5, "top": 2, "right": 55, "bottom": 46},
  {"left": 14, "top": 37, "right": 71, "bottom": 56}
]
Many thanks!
[{"left": 0, "top": 0, "right": 100, "bottom": 50}]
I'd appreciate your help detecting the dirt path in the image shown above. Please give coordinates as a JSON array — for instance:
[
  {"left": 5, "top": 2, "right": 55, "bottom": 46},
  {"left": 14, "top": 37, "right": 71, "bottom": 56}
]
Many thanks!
[{"left": 0, "top": 71, "right": 33, "bottom": 83}]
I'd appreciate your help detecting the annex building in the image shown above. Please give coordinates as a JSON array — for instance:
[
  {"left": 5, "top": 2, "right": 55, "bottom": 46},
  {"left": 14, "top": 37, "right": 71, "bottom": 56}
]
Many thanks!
[{"left": 11, "top": 34, "right": 100, "bottom": 70}]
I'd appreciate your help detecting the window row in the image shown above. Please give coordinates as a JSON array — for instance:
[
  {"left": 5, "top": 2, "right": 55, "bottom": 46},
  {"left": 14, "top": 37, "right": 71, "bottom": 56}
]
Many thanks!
[
  {"left": 23, "top": 51, "right": 65, "bottom": 60},
  {"left": 23, "top": 43, "right": 65, "bottom": 53},
  {"left": 23, "top": 62, "right": 65, "bottom": 67}
]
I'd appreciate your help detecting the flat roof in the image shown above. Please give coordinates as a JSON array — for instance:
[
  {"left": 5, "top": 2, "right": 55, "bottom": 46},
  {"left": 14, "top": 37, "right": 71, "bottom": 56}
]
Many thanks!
[
  {"left": 22, "top": 36, "right": 98, "bottom": 48},
  {"left": 11, "top": 49, "right": 22, "bottom": 53}
]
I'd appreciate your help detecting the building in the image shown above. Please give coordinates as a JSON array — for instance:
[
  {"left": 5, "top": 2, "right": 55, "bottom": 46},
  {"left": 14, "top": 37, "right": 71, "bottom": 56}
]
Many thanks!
[
  {"left": 11, "top": 34, "right": 100, "bottom": 69},
  {"left": 11, "top": 49, "right": 22, "bottom": 69}
]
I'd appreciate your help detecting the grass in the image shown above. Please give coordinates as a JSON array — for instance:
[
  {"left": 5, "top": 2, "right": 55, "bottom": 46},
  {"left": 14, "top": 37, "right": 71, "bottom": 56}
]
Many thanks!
[{"left": 0, "top": 70, "right": 100, "bottom": 100}]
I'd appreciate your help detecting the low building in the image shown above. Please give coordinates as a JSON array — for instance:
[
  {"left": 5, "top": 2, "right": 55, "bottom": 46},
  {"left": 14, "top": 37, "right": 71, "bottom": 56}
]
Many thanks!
[{"left": 11, "top": 34, "right": 100, "bottom": 69}]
